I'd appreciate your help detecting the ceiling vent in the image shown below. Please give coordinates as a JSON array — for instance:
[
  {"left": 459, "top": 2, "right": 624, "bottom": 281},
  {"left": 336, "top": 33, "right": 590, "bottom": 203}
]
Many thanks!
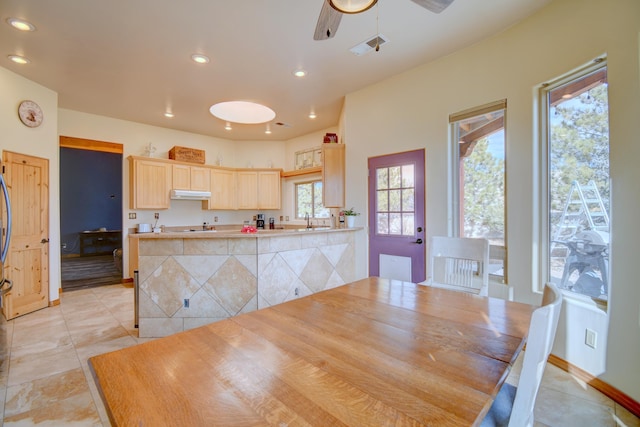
[
  {"left": 349, "top": 34, "right": 389, "bottom": 56},
  {"left": 275, "top": 122, "right": 292, "bottom": 127}
]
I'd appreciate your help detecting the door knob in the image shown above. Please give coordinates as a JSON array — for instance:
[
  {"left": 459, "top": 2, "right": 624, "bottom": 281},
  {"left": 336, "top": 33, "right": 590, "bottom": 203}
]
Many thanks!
[
  {"left": 41, "top": 238, "right": 50, "bottom": 244},
  {"left": 417, "top": 227, "right": 423, "bottom": 232},
  {"left": 414, "top": 238, "right": 423, "bottom": 244}
]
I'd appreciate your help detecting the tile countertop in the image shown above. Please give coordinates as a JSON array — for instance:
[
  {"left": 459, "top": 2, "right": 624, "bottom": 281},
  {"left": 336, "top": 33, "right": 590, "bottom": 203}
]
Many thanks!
[{"left": 129, "top": 226, "right": 362, "bottom": 239}]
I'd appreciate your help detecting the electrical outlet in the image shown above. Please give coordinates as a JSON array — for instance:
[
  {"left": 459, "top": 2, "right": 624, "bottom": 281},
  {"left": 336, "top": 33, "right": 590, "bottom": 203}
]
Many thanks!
[
  {"left": 279, "top": 215, "right": 283, "bottom": 221},
  {"left": 585, "top": 328, "right": 597, "bottom": 349},
  {"left": 184, "top": 299, "right": 190, "bottom": 308},
  {"left": 285, "top": 216, "right": 289, "bottom": 221},
  {"left": 154, "top": 212, "right": 159, "bottom": 219},
  {"left": 128, "top": 213, "right": 137, "bottom": 220},
  {"left": 214, "top": 216, "right": 218, "bottom": 222},
  {"left": 294, "top": 288, "right": 299, "bottom": 296}
]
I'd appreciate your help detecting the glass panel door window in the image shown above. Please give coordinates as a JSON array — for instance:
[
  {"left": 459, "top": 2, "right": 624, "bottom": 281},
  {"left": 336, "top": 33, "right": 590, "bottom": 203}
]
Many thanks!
[
  {"left": 451, "top": 102, "right": 506, "bottom": 281},
  {"left": 543, "top": 62, "right": 610, "bottom": 299},
  {"left": 376, "top": 165, "right": 415, "bottom": 236}
]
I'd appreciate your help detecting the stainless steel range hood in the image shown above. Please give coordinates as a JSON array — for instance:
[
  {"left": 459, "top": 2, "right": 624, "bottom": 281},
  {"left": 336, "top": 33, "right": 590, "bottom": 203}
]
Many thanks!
[{"left": 170, "top": 189, "right": 211, "bottom": 200}]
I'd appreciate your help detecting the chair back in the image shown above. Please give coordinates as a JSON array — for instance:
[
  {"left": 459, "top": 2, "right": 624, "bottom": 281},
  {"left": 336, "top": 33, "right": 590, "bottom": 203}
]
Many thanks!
[
  {"left": 508, "top": 282, "right": 562, "bottom": 427},
  {"left": 428, "top": 236, "right": 490, "bottom": 296}
]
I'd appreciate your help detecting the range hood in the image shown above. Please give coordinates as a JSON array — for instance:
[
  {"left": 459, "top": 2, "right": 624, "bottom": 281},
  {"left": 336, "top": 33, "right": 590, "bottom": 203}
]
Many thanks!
[{"left": 170, "top": 189, "right": 211, "bottom": 200}]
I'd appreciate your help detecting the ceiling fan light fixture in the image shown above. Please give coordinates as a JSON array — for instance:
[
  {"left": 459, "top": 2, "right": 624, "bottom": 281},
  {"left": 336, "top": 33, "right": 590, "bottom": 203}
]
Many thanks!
[{"left": 329, "top": 0, "right": 377, "bottom": 14}]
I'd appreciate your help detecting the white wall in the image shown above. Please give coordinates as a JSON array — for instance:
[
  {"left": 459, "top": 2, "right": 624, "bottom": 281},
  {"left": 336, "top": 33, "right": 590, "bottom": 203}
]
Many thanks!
[
  {"left": 0, "top": 67, "right": 61, "bottom": 302},
  {"left": 341, "top": 0, "right": 639, "bottom": 403}
]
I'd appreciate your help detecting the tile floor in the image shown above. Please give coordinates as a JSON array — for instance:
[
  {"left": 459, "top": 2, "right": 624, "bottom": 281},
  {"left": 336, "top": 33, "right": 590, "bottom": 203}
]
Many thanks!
[{"left": 0, "top": 283, "right": 638, "bottom": 426}]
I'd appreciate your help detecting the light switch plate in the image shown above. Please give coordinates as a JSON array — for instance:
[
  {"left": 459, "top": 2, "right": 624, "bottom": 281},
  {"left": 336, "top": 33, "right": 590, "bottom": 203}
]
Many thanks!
[{"left": 585, "top": 328, "right": 597, "bottom": 349}]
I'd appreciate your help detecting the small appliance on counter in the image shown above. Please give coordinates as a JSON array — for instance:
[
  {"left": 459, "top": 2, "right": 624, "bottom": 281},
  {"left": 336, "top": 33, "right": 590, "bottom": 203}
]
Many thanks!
[
  {"left": 256, "top": 214, "right": 265, "bottom": 229},
  {"left": 137, "top": 223, "right": 152, "bottom": 233},
  {"left": 269, "top": 217, "right": 275, "bottom": 229}
]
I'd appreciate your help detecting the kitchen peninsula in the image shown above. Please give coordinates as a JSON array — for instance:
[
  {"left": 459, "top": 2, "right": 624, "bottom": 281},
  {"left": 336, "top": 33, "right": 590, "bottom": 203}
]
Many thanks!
[{"left": 131, "top": 227, "right": 359, "bottom": 337}]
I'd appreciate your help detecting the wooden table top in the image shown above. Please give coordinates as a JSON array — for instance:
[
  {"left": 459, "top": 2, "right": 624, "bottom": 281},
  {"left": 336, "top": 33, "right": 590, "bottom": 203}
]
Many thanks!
[{"left": 89, "top": 277, "right": 535, "bottom": 426}]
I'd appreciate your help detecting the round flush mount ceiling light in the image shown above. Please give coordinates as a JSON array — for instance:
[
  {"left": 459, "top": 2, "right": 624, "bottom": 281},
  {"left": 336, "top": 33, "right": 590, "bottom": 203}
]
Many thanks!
[
  {"left": 209, "top": 101, "right": 276, "bottom": 124},
  {"left": 329, "top": 0, "right": 377, "bottom": 14},
  {"left": 191, "top": 54, "right": 210, "bottom": 64},
  {"left": 7, "top": 18, "right": 36, "bottom": 32},
  {"left": 8, "top": 55, "right": 30, "bottom": 64},
  {"left": 293, "top": 69, "right": 307, "bottom": 78}
]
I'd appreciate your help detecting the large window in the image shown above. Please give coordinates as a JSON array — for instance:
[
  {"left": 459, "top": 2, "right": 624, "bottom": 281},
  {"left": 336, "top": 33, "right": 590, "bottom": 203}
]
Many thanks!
[
  {"left": 540, "top": 60, "right": 610, "bottom": 300},
  {"left": 295, "top": 180, "right": 329, "bottom": 219},
  {"left": 450, "top": 100, "right": 507, "bottom": 281}
]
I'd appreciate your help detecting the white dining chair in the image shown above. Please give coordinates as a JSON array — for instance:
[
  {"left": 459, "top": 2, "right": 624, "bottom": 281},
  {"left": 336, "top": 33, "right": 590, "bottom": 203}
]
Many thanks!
[
  {"left": 481, "top": 282, "right": 563, "bottom": 427},
  {"left": 424, "top": 236, "right": 490, "bottom": 297}
]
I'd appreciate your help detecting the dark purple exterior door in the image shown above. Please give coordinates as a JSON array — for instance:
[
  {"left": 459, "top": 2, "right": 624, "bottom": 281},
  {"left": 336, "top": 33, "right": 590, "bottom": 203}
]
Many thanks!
[{"left": 368, "top": 149, "right": 426, "bottom": 283}]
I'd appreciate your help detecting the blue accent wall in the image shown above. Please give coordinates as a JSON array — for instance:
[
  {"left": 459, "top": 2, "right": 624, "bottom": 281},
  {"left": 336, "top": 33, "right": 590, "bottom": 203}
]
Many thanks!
[{"left": 60, "top": 148, "right": 122, "bottom": 256}]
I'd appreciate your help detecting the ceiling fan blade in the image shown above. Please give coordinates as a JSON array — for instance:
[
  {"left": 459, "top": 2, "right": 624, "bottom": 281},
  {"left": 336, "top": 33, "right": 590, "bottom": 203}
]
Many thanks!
[
  {"left": 314, "top": 0, "right": 343, "bottom": 40},
  {"left": 410, "top": 0, "right": 454, "bottom": 14}
]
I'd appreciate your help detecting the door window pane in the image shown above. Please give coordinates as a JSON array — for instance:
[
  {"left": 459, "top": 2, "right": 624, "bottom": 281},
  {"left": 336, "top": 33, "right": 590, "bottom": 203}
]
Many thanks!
[{"left": 375, "top": 164, "right": 416, "bottom": 237}]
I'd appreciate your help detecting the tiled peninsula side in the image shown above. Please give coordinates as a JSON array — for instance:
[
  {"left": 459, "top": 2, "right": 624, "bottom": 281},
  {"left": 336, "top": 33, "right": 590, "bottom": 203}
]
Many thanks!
[{"left": 133, "top": 229, "right": 359, "bottom": 337}]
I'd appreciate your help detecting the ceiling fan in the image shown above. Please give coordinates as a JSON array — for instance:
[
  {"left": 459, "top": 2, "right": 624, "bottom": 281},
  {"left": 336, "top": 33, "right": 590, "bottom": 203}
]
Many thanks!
[{"left": 314, "top": 0, "right": 454, "bottom": 40}]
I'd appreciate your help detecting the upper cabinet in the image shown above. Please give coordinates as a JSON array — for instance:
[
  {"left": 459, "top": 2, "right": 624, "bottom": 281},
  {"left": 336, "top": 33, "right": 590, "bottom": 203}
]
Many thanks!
[
  {"left": 322, "top": 144, "right": 345, "bottom": 208},
  {"left": 204, "top": 168, "right": 236, "bottom": 210},
  {"left": 172, "top": 164, "right": 211, "bottom": 191},
  {"left": 257, "top": 170, "right": 281, "bottom": 210},
  {"left": 129, "top": 156, "right": 281, "bottom": 211},
  {"left": 235, "top": 169, "right": 282, "bottom": 210},
  {"left": 129, "top": 157, "right": 172, "bottom": 209}
]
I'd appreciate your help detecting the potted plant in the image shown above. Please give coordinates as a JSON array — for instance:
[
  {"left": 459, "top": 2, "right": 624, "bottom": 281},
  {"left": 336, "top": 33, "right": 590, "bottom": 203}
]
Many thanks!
[{"left": 342, "top": 208, "right": 359, "bottom": 228}]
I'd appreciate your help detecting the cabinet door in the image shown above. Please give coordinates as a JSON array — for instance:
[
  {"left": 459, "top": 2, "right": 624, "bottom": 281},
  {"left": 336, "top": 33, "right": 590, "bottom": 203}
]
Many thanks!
[
  {"left": 236, "top": 171, "right": 258, "bottom": 210},
  {"left": 258, "top": 170, "right": 281, "bottom": 209},
  {"left": 130, "top": 158, "right": 171, "bottom": 209},
  {"left": 322, "top": 144, "right": 345, "bottom": 208},
  {"left": 190, "top": 166, "right": 211, "bottom": 192},
  {"left": 172, "top": 164, "right": 191, "bottom": 190},
  {"left": 206, "top": 168, "right": 236, "bottom": 210}
]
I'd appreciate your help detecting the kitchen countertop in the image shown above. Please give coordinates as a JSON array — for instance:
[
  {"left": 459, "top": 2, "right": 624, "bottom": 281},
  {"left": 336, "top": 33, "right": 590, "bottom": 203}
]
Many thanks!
[{"left": 129, "top": 226, "right": 362, "bottom": 238}]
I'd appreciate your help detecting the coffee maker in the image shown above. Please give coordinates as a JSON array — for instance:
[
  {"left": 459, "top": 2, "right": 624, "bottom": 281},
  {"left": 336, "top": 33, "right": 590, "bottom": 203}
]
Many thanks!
[{"left": 256, "top": 213, "right": 265, "bottom": 229}]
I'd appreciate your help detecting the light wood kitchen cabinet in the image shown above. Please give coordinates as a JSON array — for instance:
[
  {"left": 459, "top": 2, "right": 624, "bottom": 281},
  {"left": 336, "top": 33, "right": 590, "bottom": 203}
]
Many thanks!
[
  {"left": 172, "top": 164, "right": 211, "bottom": 191},
  {"left": 129, "top": 156, "right": 171, "bottom": 209},
  {"left": 258, "top": 170, "right": 281, "bottom": 209},
  {"left": 204, "top": 167, "right": 236, "bottom": 210},
  {"left": 235, "top": 169, "right": 281, "bottom": 210},
  {"left": 322, "top": 144, "right": 345, "bottom": 208}
]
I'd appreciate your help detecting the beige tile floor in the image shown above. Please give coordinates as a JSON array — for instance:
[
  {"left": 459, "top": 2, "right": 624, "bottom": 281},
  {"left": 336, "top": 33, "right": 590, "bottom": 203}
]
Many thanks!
[{"left": 0, "top": 283, "right": 639, "bottom": 426}]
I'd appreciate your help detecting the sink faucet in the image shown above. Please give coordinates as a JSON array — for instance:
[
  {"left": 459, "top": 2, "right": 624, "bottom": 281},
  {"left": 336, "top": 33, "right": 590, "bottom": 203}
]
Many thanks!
[{"left": 305, "top": 213, "right": 311, "bottom": 229}]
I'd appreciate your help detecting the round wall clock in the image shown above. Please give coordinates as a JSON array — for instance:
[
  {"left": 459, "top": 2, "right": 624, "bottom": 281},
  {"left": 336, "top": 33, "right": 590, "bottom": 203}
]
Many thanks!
[{"left": 18, "top": 100, "right": 44, "bottom": 127}]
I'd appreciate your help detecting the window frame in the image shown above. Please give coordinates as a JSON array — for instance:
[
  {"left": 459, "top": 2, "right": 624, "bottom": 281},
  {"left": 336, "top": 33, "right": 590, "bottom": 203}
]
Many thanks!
[
  {"left": 294, "top": 179, "right": 329, "bottom": 220},
  {"left": 537, "top": 57, "right": 609, "bottom": 297},
  {"left": 449, "top": 99, "right": 508, "bottom": 284}
]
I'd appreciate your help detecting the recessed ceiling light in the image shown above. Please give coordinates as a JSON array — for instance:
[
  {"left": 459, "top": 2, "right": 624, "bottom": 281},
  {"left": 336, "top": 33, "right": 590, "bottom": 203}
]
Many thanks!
[
  {"left": 7, "top": 18, "right": 35, "bottom": 32},
  {"left": 191, "top": 54, "right": 210, "bottom": 64},
  {"left": 8, "top": 55, "right": 29, "bottom": 65},
  {"left": 209, "top": 101, "right": 276, "bottom": 124},
  {"left": 225, "top": 122, "right": 232, "bottom": 131},
  {"left": 293, "top": 70, "right": 307, "bottom": 78},
  {"left": 265, "top": 124, "right": 272, "bottom": 134},
  {"left": 309, "top": 111, "right": 317, "bottom": 119},
  {"left": 164, "top": 112, "right": 174, "bottom": 118}
]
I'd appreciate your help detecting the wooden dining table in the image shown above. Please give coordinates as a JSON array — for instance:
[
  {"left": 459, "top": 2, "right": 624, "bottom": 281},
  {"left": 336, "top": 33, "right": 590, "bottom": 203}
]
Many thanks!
[{"left": 89, "top": 277, "right": 535, "bottom": 426}]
